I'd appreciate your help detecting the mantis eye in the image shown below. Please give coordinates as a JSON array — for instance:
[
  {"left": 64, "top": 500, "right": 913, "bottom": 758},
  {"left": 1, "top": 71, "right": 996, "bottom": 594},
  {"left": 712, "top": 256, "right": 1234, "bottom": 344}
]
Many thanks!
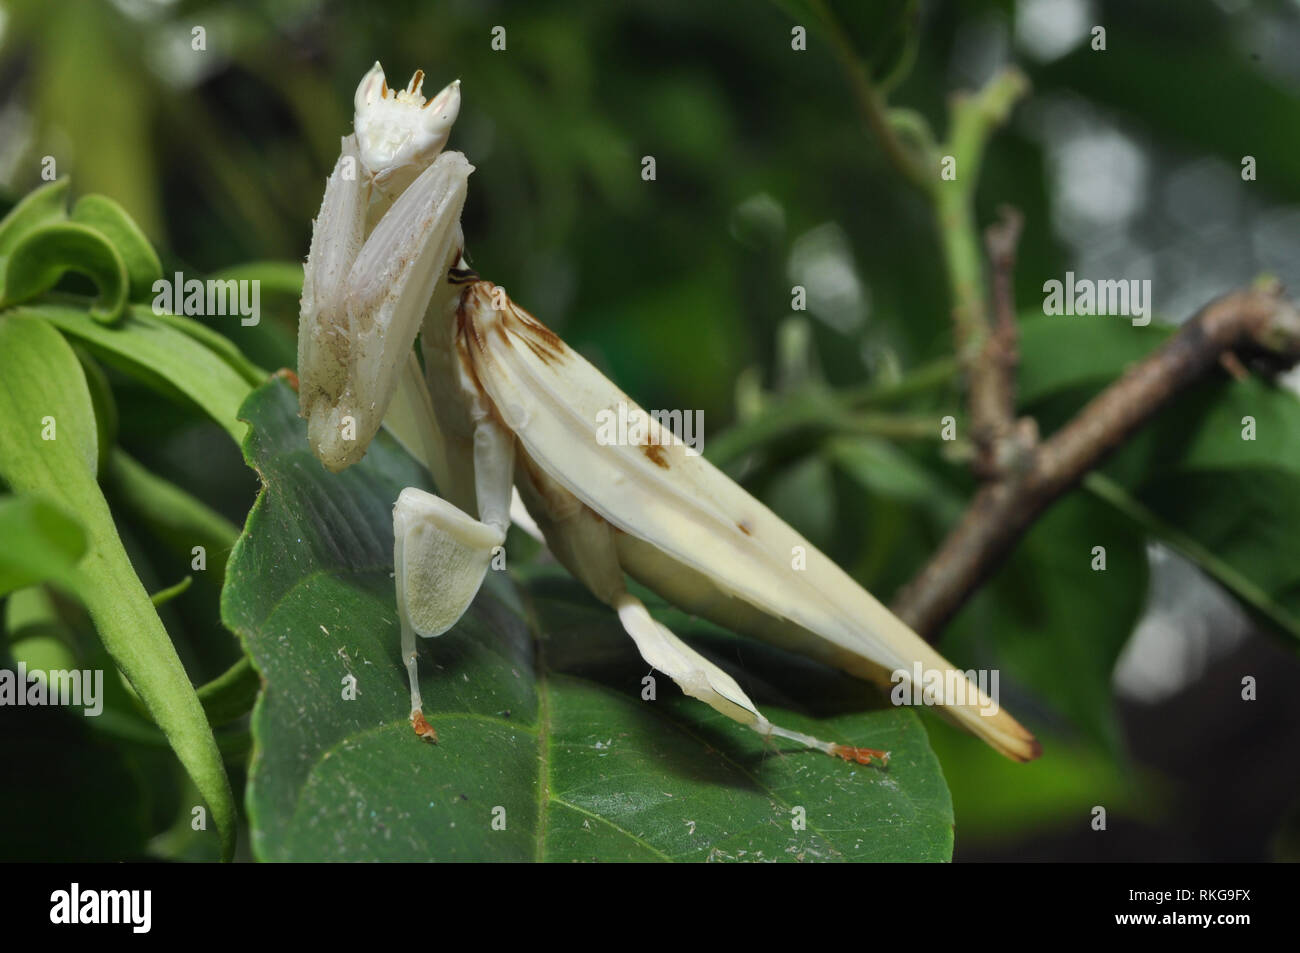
[{"left": 353, "top": 61, "right": 461, "bottom": 197}]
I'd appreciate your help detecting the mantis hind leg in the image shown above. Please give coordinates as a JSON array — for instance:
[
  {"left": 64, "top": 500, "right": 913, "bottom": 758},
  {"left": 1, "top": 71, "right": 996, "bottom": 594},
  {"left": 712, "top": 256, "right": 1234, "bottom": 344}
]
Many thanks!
[
  {"left": 513, "top": 458, "right": 889, "bottom": 767},
  {"left": 612, "top": 591, "right": 889, "bottom": 767}
]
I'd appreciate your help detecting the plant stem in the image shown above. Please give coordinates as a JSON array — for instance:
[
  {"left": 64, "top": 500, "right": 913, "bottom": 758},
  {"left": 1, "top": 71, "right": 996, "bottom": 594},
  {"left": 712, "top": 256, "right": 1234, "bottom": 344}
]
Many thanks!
[
  {"left": 811, "top": 0, "right": 932, "bottom": 193},
  {"left": 845, "top": 355, "right": 959, "bottom": 406},
  {"left": 934, "top": 69, "right": 1030, "bottom": 368}
]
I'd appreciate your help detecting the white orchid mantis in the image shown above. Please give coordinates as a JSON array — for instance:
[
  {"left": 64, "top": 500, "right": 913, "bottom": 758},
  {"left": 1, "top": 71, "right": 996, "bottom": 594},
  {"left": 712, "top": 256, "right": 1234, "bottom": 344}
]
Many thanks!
[{"left": 298, "top": 62, "right": 1042, "bottom": 766}]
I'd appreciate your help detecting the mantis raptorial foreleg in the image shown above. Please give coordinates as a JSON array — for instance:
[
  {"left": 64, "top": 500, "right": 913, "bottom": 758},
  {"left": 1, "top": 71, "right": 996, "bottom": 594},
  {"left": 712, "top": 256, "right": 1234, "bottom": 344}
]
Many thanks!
[
  {"left": 384, "top": 352, "right": 453, "bottom": 496},
  {"left": 385, "top": 349, "right": 544, "bottom": 544},
  {"left": 298, "top": 135, "right": 367, "bottom": 433},
  {"left": 299, "top": 148, "right": 471, "bottom": 473},
  {"left": 393, "top": 362, "right": 515, "bottom": 738}
]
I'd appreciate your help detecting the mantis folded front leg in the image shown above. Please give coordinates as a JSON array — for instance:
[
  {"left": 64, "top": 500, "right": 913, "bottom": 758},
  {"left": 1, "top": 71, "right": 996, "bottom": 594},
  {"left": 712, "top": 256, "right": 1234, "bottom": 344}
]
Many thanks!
[
  {"left": 384, "top": 348, "right": 545, "bottom": 544},
  {"left": 394, "top": 360, "right": 515, "bottom": 740}
]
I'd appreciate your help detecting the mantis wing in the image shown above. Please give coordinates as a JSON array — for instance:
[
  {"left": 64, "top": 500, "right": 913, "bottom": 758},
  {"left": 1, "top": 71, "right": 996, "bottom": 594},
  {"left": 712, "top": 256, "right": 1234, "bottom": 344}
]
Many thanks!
[{"left": 458, "top": 282, "right": 1039, "bottom": 762}]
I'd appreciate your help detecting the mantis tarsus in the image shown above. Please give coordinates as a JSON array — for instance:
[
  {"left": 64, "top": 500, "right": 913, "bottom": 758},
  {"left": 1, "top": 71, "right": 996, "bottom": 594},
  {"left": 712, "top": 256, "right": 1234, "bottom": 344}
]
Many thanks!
[{"left": 297, "top": 62, "right": 1041, "bottom": 767}]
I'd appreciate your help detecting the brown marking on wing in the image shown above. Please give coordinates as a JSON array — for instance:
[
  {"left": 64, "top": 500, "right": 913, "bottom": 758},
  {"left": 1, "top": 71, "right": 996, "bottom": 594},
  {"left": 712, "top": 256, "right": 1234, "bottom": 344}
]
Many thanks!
[
  {"left": 518, "top": 313, "right": 564, "bottom": 350},
  {"left": 520, "top": 335, "right": 562, "bottom": 366},
  {"left": 462, "top": 282, "right": 568, "bottom": 366},
  {"left": 487, "top": 289, "right": 563, "bottom": 357},
  {"left": 642, "top": 444, "right": 670, "bottom": 469},
  {"left": 457, "top": 297, "right": 488, "bottom": 356},
  {"left": 737, "top": 520, "right": 753, "bottom": 536},
  {"left": 453, "top": 324, "right": 511, "bottom": 432},
  {"left": 633, "top": 427, "right": 673, "bottom": 469},
  {"left": 501, "top": 309, "right": 565, "bottom": 366}
]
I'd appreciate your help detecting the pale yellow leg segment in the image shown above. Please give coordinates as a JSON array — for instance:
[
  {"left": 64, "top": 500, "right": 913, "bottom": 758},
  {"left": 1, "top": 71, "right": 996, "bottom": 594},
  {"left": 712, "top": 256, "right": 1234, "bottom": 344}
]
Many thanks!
[
  {"left": 513, "top": 459, "right": 889, "bottom": 766},
  {"left": 612, "top": 591, "right": 888, "bottom": 766}
]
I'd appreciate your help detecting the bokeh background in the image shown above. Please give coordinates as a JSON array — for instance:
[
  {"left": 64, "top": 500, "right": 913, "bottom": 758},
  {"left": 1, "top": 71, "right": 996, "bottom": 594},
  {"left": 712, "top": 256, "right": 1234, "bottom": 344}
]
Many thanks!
[{"left": 2, "top": 0, "right": 1298, "bottom": 861}]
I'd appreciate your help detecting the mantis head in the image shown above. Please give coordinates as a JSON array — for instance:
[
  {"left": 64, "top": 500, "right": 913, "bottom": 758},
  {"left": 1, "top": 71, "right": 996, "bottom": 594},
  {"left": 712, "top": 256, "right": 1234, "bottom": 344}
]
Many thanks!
[{"left": 354, "top": 61, "right": 461, "bottom": 199}]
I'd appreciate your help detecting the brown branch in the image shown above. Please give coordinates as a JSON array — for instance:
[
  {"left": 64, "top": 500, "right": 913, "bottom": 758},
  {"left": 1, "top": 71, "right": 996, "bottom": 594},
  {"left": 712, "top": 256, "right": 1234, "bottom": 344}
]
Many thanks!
[
  {"left": 970, "top": 206, "right": 1030, "bottom": 476},
  {"left": 892, "top": 282, "right": 1300, "bottom": 640}
]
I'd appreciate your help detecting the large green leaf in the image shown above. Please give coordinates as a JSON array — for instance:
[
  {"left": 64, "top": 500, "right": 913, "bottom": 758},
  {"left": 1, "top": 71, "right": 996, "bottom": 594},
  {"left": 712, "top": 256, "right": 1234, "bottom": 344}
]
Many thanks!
[
  {"left": 1092, "top": 469, "right": 1300, "bottom": 641},
  {"left": 15, "top": 301, "right": 254, "bottom": 443},
  {"left": 224, "top": 379, "right": 954, "bottom": 862},
  {"left": 1017, "top": 314, "right": 1171, "bottom": 407},
  {"left": 1018, "top": 312, "right": 1300, "bottom": 641},
  {"left": 0, "top": 314, "right": 236, "bottom": 859}
]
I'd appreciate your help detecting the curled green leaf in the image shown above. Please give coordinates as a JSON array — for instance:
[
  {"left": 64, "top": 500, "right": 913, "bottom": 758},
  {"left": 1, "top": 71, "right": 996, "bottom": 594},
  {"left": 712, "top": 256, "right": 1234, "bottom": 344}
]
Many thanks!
[
  {"left": 71, "top": 194, "right": 163, "bottom": 302},
  {"left": 0, "top": 179, "right": 71, "bottom": 262},
  {"left": 0, "top": 222, "right": 129, "bottom": 324}
]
